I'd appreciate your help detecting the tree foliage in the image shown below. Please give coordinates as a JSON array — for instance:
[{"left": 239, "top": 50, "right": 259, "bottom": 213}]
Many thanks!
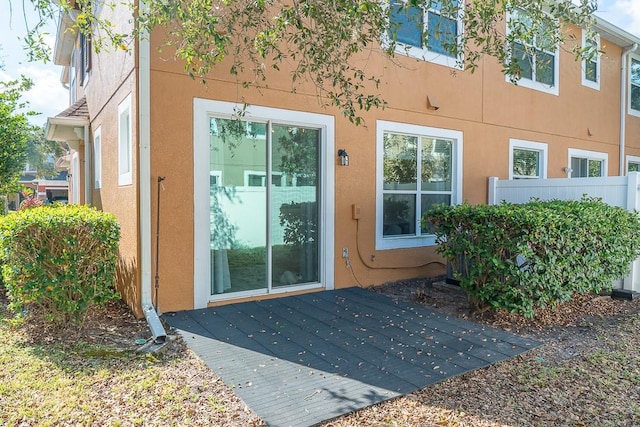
[
  {"left": 17, "top": 0, "right": 598, "bottom": 123},
  {"left": 0, "top": 76, "right": 34, "bottom": 194},
  {"left": 25, "top": 126, "right": 65, "bottom": 180}
]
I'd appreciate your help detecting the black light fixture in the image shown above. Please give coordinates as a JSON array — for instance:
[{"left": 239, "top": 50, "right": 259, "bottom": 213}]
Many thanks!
[{"left": 338, "top": 149, "right": 349, "bottom": 166}]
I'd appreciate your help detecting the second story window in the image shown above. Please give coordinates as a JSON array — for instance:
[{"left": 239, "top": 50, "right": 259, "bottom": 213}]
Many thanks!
[
  {"left": 388, "top": 0, "right": 463, "bottom": 68},
  {"left": 630, "top": 56, "right": 640, "bottom": 116},
  {"left": 507, "top": 8, "right": 559, "bottom": 95},
  {"left": 80, "top": 32, "right": 92, "bottom": 86},
  {"left": 581, "top": 30, "right": 600, "bottom": 90}
]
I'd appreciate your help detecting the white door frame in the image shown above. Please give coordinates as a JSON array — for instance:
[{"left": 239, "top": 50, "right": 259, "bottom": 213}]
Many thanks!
[{"left": 192, "top": 99, "right": 335, "bottom": 309}]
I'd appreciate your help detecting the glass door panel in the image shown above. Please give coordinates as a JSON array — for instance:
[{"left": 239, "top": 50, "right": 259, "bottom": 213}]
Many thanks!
[
  {"left": 209, "top": 118, "right": 321, "bottom": 295},
  {"left": 271, "top": 125, "right": 320, "bottom": 287},
  {"left": 209, "top": 118, "right": 268, "bottom": 294}
]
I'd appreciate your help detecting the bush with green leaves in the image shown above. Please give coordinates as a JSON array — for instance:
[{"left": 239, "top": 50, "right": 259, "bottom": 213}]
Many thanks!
[
  {"left": 425, "top": 198, "right": 640, "bottom": 318},
  {"left": 0, "top": 204, "right": 121, "bottom": 325}
]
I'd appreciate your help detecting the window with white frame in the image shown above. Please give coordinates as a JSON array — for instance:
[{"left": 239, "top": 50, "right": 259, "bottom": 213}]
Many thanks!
[
  {"left": 93, "top": 126, "right": 102, "bottom": 189},
  {"left": 627, "top": 155, "right": 640, "bottom": 173},
  {"left": 243, "top": 170, "right": 285, "bottom": 187},
  {"left": 377, "top": 120, "right": 462, "bottom": 250},
  {"left": 388, "top": 0, "right": 463, "bottom": 68},
  {"left": 118, "top": 95, "right": 132, "bottom": 186},
  {"left": 509, "top": 139, "right": 548, "bottom": 179},
  {"left": 568, "top": 148, "right": 607, "bottom": 178},
  {"left": 507, "top": 8, "right": 559, "bottom": 95},
  {"left": 80, "top": 32, "right": 91, "bottom": 86},
  {"left": 630, "top": 55, "right": 640, "bottom": 116},
  {"left": 581, "top": 30, "right": 600, "bottom": 90}
]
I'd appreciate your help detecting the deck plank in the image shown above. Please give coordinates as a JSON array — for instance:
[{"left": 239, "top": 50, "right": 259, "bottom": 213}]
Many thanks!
[{"left": 164, "top": 287, "right": 540, "bottom": 427}]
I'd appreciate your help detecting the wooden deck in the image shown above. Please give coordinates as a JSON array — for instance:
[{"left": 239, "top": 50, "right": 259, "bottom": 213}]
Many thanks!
[{"left": 164, "top": 287, "right": 540, "bottom": 427}]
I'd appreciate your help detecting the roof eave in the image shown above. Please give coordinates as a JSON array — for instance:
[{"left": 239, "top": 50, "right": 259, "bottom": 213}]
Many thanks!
[
  {"left": 594, "top": 15, "right": 640, "bottom": 49},
  {"left": 53, "top": 10, "right": 79, "bottom": 66}
]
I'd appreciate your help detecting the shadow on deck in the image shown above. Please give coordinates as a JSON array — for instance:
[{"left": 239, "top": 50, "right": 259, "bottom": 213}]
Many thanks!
[{"left": 163, "top": 287, "right": 540, "bottom": 427}]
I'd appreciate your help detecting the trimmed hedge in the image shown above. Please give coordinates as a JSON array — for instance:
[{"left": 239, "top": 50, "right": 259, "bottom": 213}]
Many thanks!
[
  {"left": 425, "top": 198, "right": 640, "bottom": 318},
  {"left": 0, "top": 204, "right": 121, "bottom": 325}
]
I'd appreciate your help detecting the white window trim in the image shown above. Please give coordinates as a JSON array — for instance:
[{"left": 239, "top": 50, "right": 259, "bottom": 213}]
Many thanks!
[
  {"left": 385, "top": 0, "right": 464, "bottom": 69},
  {"left": 93, "top": 126, "right": 102, "bottom": 189},
  {"left": 568, "top": 148, "right": 608, "bottom": 177},
  {"left": 509, "top": 139, "right": 548, "bottom": 179},
  {"left": 193, "top": 99, "right": 335, "bottom": 309},
  {"left": 505, "top": 9, "right": 560, "bottom": 96},
  {"left": 629, "top": 54, "right": 640, "bottom": 117},
  {"left": 581, "top": 30, "right": 600, "bottom": 90},
  {"left": 376, "top": 120, "right": 463, "bottom": 250},
  {"left": 118, "top": 94, "right": 133, "bottom": 186},
  {"left": 626, "top": 155, "right": 640, "bottom": 173}
]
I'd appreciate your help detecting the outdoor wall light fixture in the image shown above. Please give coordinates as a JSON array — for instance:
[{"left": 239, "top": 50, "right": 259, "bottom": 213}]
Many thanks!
[
  {"left": 338, "top": 149, "right": 349, "bottom": 166},
  {"left": 563, "top": 167, "right": 573, "bottom": 175}
]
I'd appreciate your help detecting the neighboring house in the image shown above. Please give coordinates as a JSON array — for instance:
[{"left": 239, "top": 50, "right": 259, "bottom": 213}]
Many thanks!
[
  {"left": 7, "top": 161, "right": 69, "bottom": 211},
  {"left": 46, "top": 3, "right": 640, "bottom": 316}
]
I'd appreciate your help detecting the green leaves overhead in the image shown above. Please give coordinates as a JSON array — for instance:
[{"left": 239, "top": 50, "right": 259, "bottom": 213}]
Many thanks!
[{"left": 20, "top": 0, "right": 597, "bottom": 124}]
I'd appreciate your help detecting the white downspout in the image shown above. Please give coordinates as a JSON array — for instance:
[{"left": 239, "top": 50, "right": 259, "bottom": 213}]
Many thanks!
[
  {"left": 83, "top": 124, "right": 91, "bottom": 205},
  {"left": 620, "top": 43, "right": 638, "bottom": 176},
  {"left": 138, "top": 2, "right": 166, "bottom": 342}
]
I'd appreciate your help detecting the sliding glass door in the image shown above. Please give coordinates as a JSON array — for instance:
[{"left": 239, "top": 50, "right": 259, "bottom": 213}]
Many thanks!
[{"left": 209, "top": 118, "right": 320, "bottom": 296}]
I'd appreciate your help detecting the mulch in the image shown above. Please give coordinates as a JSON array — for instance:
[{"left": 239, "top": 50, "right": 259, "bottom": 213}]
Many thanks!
[{"left": 4, "top": 278, "right": 640, "bottom": 427}]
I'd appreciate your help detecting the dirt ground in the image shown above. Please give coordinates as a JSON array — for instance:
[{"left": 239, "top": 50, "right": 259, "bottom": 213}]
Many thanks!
[{"left": 5, "top": 278, "right": 640, "bottom": 426}]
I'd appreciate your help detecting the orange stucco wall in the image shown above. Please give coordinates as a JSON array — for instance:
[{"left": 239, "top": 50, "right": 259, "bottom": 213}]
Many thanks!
[
  {"left": 75, "top": 7, "right": 141, "bottom": 315},
  {"left": 137, "top": 22, "right": 640, "bottom": 313},
  {"left": 68, "top": 8, "right": 640, "bottom": 314}
]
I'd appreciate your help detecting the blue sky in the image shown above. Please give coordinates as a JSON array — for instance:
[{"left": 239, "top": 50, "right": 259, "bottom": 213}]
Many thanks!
[{"left": 1, "top": 0, "right": 639, "bottom": 126}]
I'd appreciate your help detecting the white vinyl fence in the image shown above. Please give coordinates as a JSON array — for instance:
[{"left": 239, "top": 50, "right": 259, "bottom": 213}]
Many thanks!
[{"left": 487, "top": 173, "right": 640, "bottom": 292}]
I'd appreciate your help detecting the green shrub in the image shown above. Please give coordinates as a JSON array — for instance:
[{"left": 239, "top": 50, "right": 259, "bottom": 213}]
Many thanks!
[
  {"left": 0, "top": 204, "right": 121, "bottom": 325},
  {"left": 425, "top": 198, "right": 640, "bottom": 318}
]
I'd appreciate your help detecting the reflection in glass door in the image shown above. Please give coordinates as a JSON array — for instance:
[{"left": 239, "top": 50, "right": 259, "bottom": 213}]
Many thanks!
[{"left": 209, "top": 118, "right": 320, "bottom": 296}]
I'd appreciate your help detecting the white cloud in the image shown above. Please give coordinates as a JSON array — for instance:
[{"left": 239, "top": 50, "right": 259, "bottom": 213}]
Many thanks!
[
  {"left": 1, "top": 64, "right": 68, "bottom": 127},
  {"left": 9, "top": 64, "right": 69, "bottom": 127},
  {"left": 596, "top": 0, "right": 640, "bottom": 35}
]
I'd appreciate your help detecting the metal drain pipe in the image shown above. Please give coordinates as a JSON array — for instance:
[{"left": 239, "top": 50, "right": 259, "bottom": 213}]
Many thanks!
[
  {"left": 620, "top": 43, "right": 638, "bottom": 175},
  {"left": 154, "top": 176, "right": 165, "bottom": 311},
  {"left": 139, "top": 0, "right": 166, "bottom": 343}
]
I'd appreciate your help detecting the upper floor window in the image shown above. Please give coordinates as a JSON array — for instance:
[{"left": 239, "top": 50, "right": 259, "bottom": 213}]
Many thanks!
[
  {"left": 376, "top": 120, "right": 462, "bottom": 250},
  {"left": 581, "top": 30, "right": 600, "bottom": 90},
  {"left": 507, "top": 8, "right": 559, "bottom": 95},
  {"left": 118, "top": 95, "right": 132, "bottom": 186},
  {"left": 568, "top": 148, "right": 607, "bottom": 178},
  {"left": 388, "top": 0, "right": 463, "bottom": 68},
  {"left": 630, "top": 55, "right": 640, "bottom": 116},
  {"left": 509, "top": 139, "right": 548, "bottom": 179},
  {"left": 80, "top": 32, "right": 92, "bottom": 86}
]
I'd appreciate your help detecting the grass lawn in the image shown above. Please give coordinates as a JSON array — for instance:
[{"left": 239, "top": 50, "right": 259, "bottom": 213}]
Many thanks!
[
  {"left": 0, "top": 299, "right": 263, "bottom": 427},
  {"left": 1, "top": 286, "right": 639, "bottom": 427}
]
